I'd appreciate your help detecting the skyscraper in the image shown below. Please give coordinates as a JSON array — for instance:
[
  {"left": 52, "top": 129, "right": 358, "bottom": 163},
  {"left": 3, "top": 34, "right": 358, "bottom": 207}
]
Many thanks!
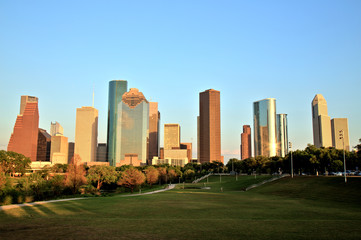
[
  {"left": 50, "top": 134, "right": 68, "bottom": 164},
  {"left": 253, "top": 98, "right": 277, "bottom": 157},
  {"left": 75, "top": 106, "right": 98, "bottom": 163},
  {"left": 312, "top": 94, "right": 332, "bottom": 148},
  {"left": 164, "top": 124, "right": 180, "bottom": 150},
  {"left": 148, "top": 102, "right": 160, "bottom": 164},
  {"left": 118, "top": 88, "right": 149, "bottom": 165},
  {"left": 50, "top": 121, "right": 64, "bottom": 136},
  {"left": 8, "top": 96, "right": 39, "bottom": 161},
  {"left": 107, "top": 80, "right": 128, "bottom": 166},
  {"left": 199, "top": 89, "right": 221, "bottom": 163},
  {"left": 241, "top": 125, "right": 252, "bottom": 160},
  {"left": 331, "top": 118, "right": 350, "bottom": 150},
  {"left": 276, "top": 114, "right": 288, "bottom": 157},
  {"left": 37, "top": 128, "right": 51, "bottom": 162}
]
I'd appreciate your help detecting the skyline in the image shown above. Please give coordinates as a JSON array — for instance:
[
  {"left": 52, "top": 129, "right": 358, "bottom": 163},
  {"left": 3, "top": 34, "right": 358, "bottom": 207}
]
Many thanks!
[{"left": 1, "top": 1, "right": 360, "bottom": 162}]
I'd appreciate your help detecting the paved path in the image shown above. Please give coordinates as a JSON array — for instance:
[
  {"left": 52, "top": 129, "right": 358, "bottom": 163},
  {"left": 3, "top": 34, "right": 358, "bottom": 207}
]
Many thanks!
[{"left": 0, "top": 184, "right": 175, "bottom": 211}]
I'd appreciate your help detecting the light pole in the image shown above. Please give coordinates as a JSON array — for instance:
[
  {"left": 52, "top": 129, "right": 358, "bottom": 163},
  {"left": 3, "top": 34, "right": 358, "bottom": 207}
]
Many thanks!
[
  {"left": 289, "top": 142, "right": 293, "bottom": 178},
  {"left": 339, "top": 130, "right": 347, "bottom": 183}
]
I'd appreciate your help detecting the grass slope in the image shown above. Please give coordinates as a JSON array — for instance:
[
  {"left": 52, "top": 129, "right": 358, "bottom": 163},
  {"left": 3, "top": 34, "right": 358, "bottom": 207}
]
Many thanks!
[{"left": 0, "top": 176, "right": 360, "bottom": 240}]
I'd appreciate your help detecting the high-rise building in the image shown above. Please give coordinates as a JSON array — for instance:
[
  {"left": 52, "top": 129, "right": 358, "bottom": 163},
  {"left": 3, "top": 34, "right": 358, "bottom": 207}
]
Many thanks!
[
  {"left": 164, "top": 124, "right": 180, "bottom": 150},
  {"left": 8, "top": 96, "right": 39, "bottom": 161},
  {"left": 107, "top": 80, "right": 128, "bottom": 166},
  {"left": 148, "top": 102, "right": 160, "bottom": 164},
  {"left": 276, "top": 114, "right": 288, "bottom": 157},
  {"left": 37, "top": 128, "right": 51, "bottom": 162},
  {"left": 241, "top": 125, "right": 252, "bottom": 160},
  {"left": 50, "top": 121, "right": 64, "bottom": 136},
  {"left": 331, "top": 118, "right": 350, "bottom": 151},
  {"left": 199, "top": 89, "right": 221, "bottom": 163},
  {"left": 312, "top": 94, "right": 332, "bottom": 148},
  {"left": 116, "top": 88, "right": 149, "bottom": 166},
  {"left": 97, "top": 143, "right": 107, "bottom": 162},
  {"left": 50, "top": 134, "right": 69, "bottom": 164},
  {"left": 68, "top": 142, "right": 75, "bottom": 163},
  {"left": 75, "top": 106, "right": 98, "bottom": 163},
  {"left": 253, "top": 98, "right": 277, "bottom": 157}
]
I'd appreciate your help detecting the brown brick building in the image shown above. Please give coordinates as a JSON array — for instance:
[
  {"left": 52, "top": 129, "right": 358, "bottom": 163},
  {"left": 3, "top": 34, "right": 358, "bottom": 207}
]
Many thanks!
[
  {"left": 241, "top": 125, "right": 252, "bottom": 160},
  {"left": 8, "top": 96, "right": 39, "bottom": 161},
  {"left": 199, "top": 89, "right": 221, "bottom": 163}
]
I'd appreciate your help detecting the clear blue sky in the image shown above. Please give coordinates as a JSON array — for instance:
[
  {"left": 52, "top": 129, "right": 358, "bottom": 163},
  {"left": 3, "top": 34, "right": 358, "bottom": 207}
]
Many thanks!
[{"left": 1, "top": 0, "right": 360, "bottom": 162}]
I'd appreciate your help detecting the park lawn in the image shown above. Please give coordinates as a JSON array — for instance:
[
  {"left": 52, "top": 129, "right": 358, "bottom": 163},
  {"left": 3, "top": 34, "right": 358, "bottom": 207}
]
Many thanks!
[{"left": 0, "top": 176, "right": 360, "bottom": 240}]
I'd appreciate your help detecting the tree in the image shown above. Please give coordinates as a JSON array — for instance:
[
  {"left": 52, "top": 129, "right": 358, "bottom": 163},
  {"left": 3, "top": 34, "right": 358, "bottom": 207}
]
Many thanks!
[
  {"left": 157, "top": 167, "right": 168, "bottom": 184},
  {"left": 167, "top": 168, "right": 178, "bottom": 183},
  {"left": 144, "top": 166, "right": 159, "bottom": 186},
  {"left": 87, "top": 165, "right": 118, "bottom": 190},
  {"left": 0, "top": 166, "right": 6, "bottom": 190},
  {"left": 0, "top": 150, "right": 31, "bottom": 176},
  {"left": 65, "top": 154, "right": 87, "bottom": 194},
  {"left": 184, "top": 169, "right": 195, "bottom": 181},
  {"left": 117, "top": 167, "right": 145, "bottom": 193}
]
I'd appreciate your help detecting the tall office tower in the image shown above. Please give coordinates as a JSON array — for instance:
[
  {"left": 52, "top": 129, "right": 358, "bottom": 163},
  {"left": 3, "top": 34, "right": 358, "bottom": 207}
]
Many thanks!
[
  {"left": 241, "top": 125, "right": 252, "bottom": 160},
  {"left": 199, "top": 89, "right": 221, "bottom": 163},
  {"left": 97, "top": 143, "right": 107, "bottom": 162},
  {"left": 8, "top": 96, "right": 39, "bottom": 161},
  {"left": 276, "top": 114, "right": 288, "bottom": 157},
  {"left": 50, "top": 134, "right": 69, "bottom": 164},
  {"left": 68, "top": 142, "right": 75, "bottom": 163},
  {"left": 148, "top": 102, "right": 160, "bottom": 164},
  {"left": 75, "top": 106, "right": 98, "bottom": 163},
  {"left": 50, "top": 121, "right": 64, "bottom": 136},
  {"left": 331, "top": 118, "right": 350, "bottom": 150},
  {"left": 164, "top": 124, "right": 180, "bottom": 149},
  {"left": 37, "top": 128, "right": 51, "bottom": 162},
  {"left": 253, "top": 98, "right": 277, "bottom": 157},
  {"left": 107, "top": 80, "right": 128, "bottom": 166},
  {"left": 312, "top": 94, "right": 332, "bottom": 148},
  {"left": 118, "top": 88, "right": 149, "bottom": 165}
]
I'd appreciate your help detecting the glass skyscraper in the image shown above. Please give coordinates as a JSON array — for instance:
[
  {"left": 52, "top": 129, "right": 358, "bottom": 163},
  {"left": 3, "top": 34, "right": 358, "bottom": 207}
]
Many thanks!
[
  {"left": 119, "top": 88, "right": 149, "bottom": 164},
  {"left": 107, "top": 80, "right": 128, "bottom": 166},
  {"left": 276, "top": 113, "right": 288, "bottom": 157},
  {"left": 253, "top": 98, "right": 277, "bottom": 157}
]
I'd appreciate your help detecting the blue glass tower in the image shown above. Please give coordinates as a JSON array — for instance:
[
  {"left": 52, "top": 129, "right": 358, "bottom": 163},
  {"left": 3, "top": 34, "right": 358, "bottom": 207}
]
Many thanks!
[{"left": 107, "top": 80, "right": 128, "bottom": 166}]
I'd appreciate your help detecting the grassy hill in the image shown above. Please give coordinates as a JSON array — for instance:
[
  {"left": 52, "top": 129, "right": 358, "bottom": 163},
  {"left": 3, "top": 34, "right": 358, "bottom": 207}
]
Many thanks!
[{"left": 0, "top": 176, "right": 360, "bottom": 240}]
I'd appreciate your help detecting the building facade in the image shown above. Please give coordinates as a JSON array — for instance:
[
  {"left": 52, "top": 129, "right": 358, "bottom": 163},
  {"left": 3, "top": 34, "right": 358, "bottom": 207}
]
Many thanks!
[
  {"left": 253, "top": 98, "right": 277, "bottom": 157},
  {"left": 107, "top": 80, "right": 128, "bottom": 166},
  {"left": 50, "top": 134, "right": 69, "bottom": 164},
  {"left": 312, "top": 94, "right": 332, "bottom": 148},
  {"left": 50, "top": 121, "right": 64, "bottom": 136},
  {"left": 199, "top": 89, "right": 221, "bottom": 163},
  {"left": 331, "top": 118, "right": 350, "bottom": 151},
  {"left": 276, "top": 114, "right": 288, "bottom": 157},
  {"left": 164, "top": 124, "right": 180, "bottom": 150},
  {"left": 148, "top": 102, "right": 160, "bottom": 164},
  {"left": 97, "top": 143, "right": 107, "bottom": 162},
  {"left": 118, "top": 88, "right": 149, "bottom": 165},
  {"left": 75, "top": 106, "right": 98, "bottom": 163},
  {"left": 241, "top": 125, "right": 252, "bottom": 160},
  {"left": 36, "top": 128, "right": 51, "bottom": 162},
  {"left": 8, "top": 96, "right": 39, "bottom": 161}
]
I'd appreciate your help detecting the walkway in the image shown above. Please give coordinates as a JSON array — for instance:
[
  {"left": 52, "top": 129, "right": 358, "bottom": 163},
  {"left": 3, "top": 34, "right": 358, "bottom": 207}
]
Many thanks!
[{"left": 0, "top": 184, "right": 175, "bottom": 211}]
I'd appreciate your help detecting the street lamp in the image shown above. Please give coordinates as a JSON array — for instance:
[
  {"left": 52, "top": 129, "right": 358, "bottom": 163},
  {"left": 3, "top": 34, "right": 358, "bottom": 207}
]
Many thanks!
[
  {"left": 289, "top": 142, "right": 293, "bottom": 178},
  {"left": 339, "top": 130, "right": 347, "bottom": 183}
]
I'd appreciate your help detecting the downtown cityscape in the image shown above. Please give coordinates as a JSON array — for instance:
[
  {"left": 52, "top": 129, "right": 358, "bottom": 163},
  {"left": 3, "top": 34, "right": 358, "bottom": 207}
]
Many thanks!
[{"left": 1, "top": 1, "right": 361, "bottom": 240}]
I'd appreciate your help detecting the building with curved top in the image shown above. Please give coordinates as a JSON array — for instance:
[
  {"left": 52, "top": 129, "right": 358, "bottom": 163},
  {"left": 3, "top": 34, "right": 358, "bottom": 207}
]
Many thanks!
[
  {"left": 253, "top": 98, "right": 277, "bottom": 157},
  {"left": 312, "top": 94, "right": 332, "bottom": 148}
]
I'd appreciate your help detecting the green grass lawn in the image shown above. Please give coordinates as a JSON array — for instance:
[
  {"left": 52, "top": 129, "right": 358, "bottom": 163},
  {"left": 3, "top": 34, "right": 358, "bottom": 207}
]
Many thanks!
[{"left": 1, "top": 176, "right": 360, "bottom": 240}]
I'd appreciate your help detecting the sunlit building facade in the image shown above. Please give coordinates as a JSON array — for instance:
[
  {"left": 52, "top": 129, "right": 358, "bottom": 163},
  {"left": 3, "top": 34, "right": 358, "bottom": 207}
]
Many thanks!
[
  {"left": 276, "top": 114, "right": 288, "bottom": 157},
  {"left": 241, "top": 125, "right": 252, "bottom": 160},
  {"left": 148, "top": 102, "right": 160, "bottom": 164},
  {"left": 331, "top": 118, "right": 350, "bottom": 151},
  {"left": 50, "top": 121, "right": 64, "bottom": 136},
  {"left": 312, "top": 94, "right": 332, "bottom": 148},
  {"left": 253, "top": 98, "right": 277, "bottom": 157},
  {"left": 118, "top": 88, "right": 149, "bottom": 165},
  {"left": 8, "top": 95, "right": 39, "bottom": 161},
  {"left": 107, "top": 80, "right": 128, "bottom": 166}
]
